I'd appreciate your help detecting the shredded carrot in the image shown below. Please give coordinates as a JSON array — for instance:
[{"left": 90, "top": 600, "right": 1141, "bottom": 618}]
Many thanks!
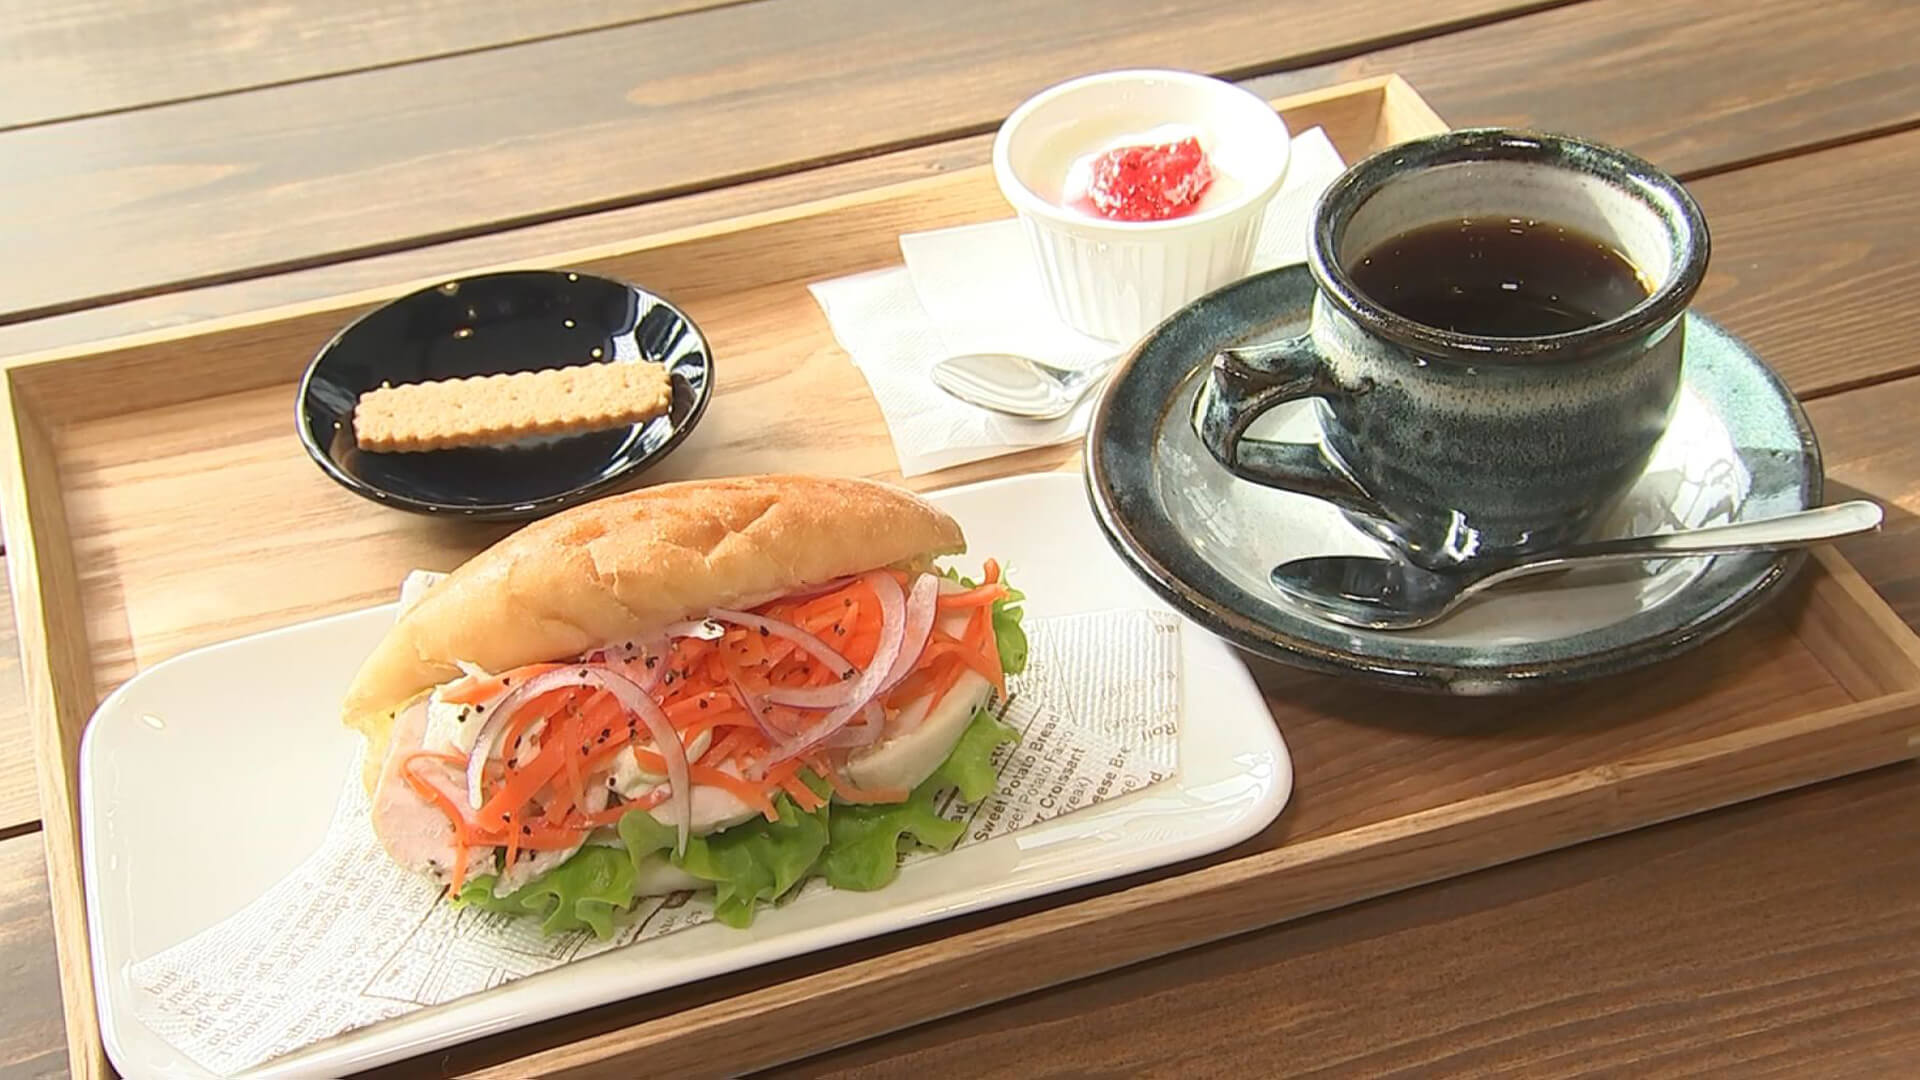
[
  {"left": 982, "top": 558, "right": 1000, "bottom": 585},
  {"left": 929, "top": 653, "right": 968, "bottom": 707},
  {"left": 937, "top": 583, "right": 1007, "bottom": 609},
  {"left": 665, "top": 691, "right": 735, "bottom": 726},
  {"left": 678, "top": 709, "right": 756, "bottom": 746},
  {"left": 779, "top": 771, "right": 823, "bottom": 811},
  {"left": 411, "top": 561, "right": 1013, "bottom": 869},
  {"left": 503, "top": 806, "right": 523, "bottom": 867},
  {"left": 629, "top": 745, "right": 781, "bottom": 820},
  {"left": 705, "top": 728, "right": 749, "bottom": 768},
  {"left": 693, "top": 765, "right": 779, "bottom": 820},
  {"left": 922, "top": 634, "right": 1003, "bottom": 693}
]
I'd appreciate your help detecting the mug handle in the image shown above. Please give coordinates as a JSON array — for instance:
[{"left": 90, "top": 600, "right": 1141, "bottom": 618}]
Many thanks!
[{"left": 1194, "top": 335, "right": 1385, "bottom": 517}]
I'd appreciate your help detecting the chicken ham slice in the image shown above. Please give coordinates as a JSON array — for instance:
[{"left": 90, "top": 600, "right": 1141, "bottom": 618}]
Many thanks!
[{"left": 370, "top": 701, "right": 492, "bottom": 887}]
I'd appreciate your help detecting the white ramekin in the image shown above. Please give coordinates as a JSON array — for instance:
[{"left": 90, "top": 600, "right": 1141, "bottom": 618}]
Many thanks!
[{"left": 992, "top": 69, "right": 1293, "bottom": 343}]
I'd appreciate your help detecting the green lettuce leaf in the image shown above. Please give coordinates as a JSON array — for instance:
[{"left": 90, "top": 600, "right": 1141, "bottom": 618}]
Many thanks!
[
  {"left": 820, "top": 708, "right": 1017, "bottom": 891},
  {"left": 452, "top": 845, "right": 638, "bottom": 938},
  {"left": 672, "top": 778, "right": 833, "bottom": 928}
]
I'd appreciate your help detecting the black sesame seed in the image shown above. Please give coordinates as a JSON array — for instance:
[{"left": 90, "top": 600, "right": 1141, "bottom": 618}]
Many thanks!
[
  {"left": 698, "top": 699, "right": 709, "bottom": 710},
  {"left": 579, "top": 668, "right": 589, "bottom": 677},
  {"left": 625, "top": 641, "right": 634, "bottom": 650},
  {"left": 503, "top": 677, "right": 512, "bottom": 686},
  {"left": 834, "top": 625, "right": 847, "bottom": 636},
  {"left": 757, "top": 626, "right": 770, "bottom": 637},
  {"left": 843, "top": 598, "right": 853, "bottom": 607},
  {"left": 841, "top": 670, "right": 855, "bottom": 681},
  {"left": 645, "top": 656, "right": 658, "bottom": 669},
  {"left": 520, "top": 824, "right": 531, "bottom": 835}
]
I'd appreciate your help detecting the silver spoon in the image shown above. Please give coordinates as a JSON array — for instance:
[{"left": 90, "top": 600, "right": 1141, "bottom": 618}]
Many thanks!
[
  {"left": 1269, "top": 499, "right": 1884, "bottom": 631},
  {"left": 930, "top": 353, "right": 1117, "bottom": 420}
]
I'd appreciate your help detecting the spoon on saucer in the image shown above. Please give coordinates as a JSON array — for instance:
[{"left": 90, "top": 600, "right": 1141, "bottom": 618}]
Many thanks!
[
  {"left": 930, "top": 353, "right": 1117, "bottom": 420},
  {"left": 1269, "top": 499, "right": 1884, "bottom": 632}
]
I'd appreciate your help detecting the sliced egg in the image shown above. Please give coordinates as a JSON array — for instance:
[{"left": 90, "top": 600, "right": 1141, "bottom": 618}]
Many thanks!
[{"left": 845, "top": 670, "right": 994, "bottom": 793}]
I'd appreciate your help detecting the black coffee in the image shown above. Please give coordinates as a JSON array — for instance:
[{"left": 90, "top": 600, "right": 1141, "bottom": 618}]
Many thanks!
[{"left": 1347, "top": 217, "right": 1649, "bottom": 337}]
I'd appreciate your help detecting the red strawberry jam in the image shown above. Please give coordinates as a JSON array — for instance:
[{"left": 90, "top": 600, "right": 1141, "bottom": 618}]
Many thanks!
[{"left": 1075, "top": 136, "right": 1215, "bottom": 222}]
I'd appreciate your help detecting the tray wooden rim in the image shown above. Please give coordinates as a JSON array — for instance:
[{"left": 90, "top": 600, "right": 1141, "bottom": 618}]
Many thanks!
[{"left": 6, "top": 74, "right": 1920, "bottom": 1078}]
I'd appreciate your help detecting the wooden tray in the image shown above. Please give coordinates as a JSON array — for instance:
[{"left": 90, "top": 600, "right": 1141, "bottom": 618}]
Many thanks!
[{"left": 6, "top": 75, "right": 1920, "bottom": 1079}]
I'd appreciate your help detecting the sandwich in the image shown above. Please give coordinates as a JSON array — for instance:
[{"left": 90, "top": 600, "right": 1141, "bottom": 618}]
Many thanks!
[{"left": 342, "top": 474, "right": 1026, "bottom": 936}]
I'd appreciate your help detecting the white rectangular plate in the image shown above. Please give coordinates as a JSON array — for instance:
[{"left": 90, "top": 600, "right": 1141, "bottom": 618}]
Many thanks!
[{"left": 80, "top": 472, "right": 1292, "bottom": 1078}]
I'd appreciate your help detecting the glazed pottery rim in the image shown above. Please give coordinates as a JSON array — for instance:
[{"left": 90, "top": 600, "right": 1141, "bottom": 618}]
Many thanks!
[
  {"left": 1083, "top": 263, "right": 1822, "bottom": 694},
  {"left": 295, "top": 268, "right": 713, "bottom": 520},
  {"left": 1309, "top": 127, "right": 1712, "bottom": 367}
]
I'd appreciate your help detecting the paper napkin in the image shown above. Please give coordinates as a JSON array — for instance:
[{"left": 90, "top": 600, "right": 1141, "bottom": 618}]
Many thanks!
[{"left": 809, "top": 126, "right": 1347, "bottom": 477}]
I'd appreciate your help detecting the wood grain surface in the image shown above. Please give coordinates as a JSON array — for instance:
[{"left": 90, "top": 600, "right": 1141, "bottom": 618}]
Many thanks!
[
  {"left": 12, "top": 81, "right": 1920, "bottom": 1080},
  {"left": 1252, "top": 0, "right": 1920, "bottom": 179},
  {"left": 767, "top": 761, "right": 1920, "bottom": 1079},
  {"left": 0, "top": 0, "right": 1572, "bottom": 322},
  {"left": 4, "top": 0, "right": 1917, "bottom": 363},
  {"left": 0, "top": 560, "right": 35, "bottom": 832},
  {"left": 6, "top": 0, "right": 1920, "bottom": 1076},
  {"left": 0, "top": 830, "right": 63, "bottom": 1080},
  {"left": 0, "top": 0, "right": 740, "bottom": 130}
]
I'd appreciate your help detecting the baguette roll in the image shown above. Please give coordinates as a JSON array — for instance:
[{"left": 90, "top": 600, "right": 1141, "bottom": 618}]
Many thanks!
[{"left": 343, "top": 474, "right": 965, "bottom": 789}]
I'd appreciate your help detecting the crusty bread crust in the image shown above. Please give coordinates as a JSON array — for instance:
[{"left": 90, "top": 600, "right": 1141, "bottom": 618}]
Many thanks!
[{"left": 343, "top": 474, "right": 964, "bottom": 788}]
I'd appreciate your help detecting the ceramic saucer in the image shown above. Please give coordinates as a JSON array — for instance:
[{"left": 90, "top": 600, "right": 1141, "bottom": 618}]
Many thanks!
[
  {"left": 1086, "top": 263, "right": 1821, "bottom": 693},
  {"left": 298, "top": 269, "right": 713, "bottom": 521}
]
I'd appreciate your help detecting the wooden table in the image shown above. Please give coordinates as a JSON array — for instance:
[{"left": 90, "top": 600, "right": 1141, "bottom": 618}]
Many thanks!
[{"left": 2, "top": 0, "right": 1918, "bottom": 1075}]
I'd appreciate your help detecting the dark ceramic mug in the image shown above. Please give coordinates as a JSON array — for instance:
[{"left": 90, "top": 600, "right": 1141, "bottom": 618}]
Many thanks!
[{"left": 1194, "top": 129, "right": 1710, "bottom": 568}]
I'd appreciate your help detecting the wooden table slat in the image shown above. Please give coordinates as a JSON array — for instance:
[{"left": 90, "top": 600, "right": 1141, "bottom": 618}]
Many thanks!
[
  {"left": 0, "top": 562, "right": 39, "bottom": 834},
  {"left": 0, "top": 0, "right": 1573, "bottom": 322},
  {"left": 5, "top": 0, "right": 1920, "bottom": 1075},
  {"left": 769, "top": 760, "right": 1920, "bottom": 1079},
  {"left": 1248, "top": 0, "right": 1920, "bottom": 180},
  {"left": 0, "top": 0, "right": 743, "bottom": 130},
  {"left": 0, "top": 829, "right": 66, "bottom": 1080},
  {"left": 5, "top": 0, "right": 1919, "bottom": 371}
]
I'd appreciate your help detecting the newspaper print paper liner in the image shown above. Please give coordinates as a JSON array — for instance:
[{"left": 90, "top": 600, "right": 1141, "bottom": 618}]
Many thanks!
[{"left": 127, "top": 605, "right": 1181, "bottom": 1077}]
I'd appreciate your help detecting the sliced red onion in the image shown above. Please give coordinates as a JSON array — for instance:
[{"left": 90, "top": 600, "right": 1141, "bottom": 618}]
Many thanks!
[
  {"left": 882, "top": 573, "right": 940, "bottom": 690},
  {"left": 707, "top": 608, "right": 855, "bottom": 679},
  {"left": 726, "top": 672, "right": 784, "bottom": 745},
  {"left": 824, "top": 701, "right": 886, "bottom": 748},
  {"left": 765, "top": 573, "right": 937, "bottom": 708},
  {"left": 463, "top": 665, "right": 691, "bottom": 855},
  {"left": 597, "top": 634, "right": 669, "bottom": 693},
  {"left": 663, "top": 618, "right": 726, "bottom": 641},
  {"left": 767, "top": 571, "right": 906, "bottom": 764}
]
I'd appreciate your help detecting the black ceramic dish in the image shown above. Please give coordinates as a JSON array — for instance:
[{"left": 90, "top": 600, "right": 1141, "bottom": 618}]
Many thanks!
[{"left": 297, "top": 270, "right": 712, "bottom": 521}]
